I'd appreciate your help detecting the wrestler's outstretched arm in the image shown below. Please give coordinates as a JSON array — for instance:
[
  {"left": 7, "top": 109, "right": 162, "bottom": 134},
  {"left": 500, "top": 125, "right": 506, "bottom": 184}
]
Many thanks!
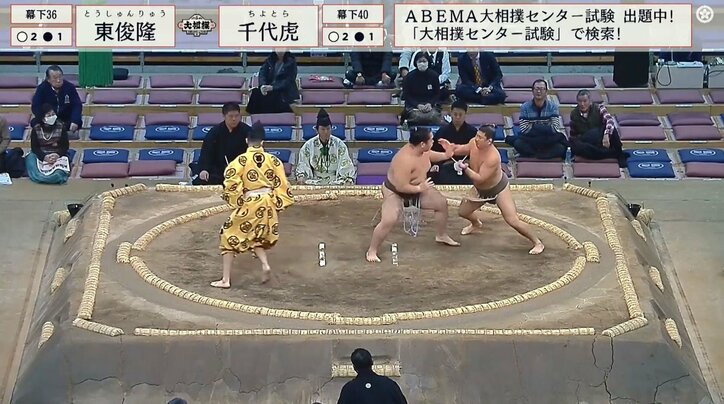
[
  {"left": 438, "top": 138, "right": 471, "bottom": 156},
  {"left": 427, "top": 138, "right": 456, "bottom": 163}
]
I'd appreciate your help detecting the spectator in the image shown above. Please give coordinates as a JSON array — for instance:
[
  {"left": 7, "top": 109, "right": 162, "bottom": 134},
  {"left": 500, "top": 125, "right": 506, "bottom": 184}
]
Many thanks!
[
  {"left": 192, "top": 102, "right": 250, "bottom": 185},
  {"left": 344, "top": 51, "right": 396, "bottom": 89},
  {"left": 400, "top": 53, "right": 442, "bottom": 125},
  {"left": 430, "top": 100, "right": 477, "bottom": 184},
  {"left": 397, "top": 49, "right": 451, "bottom": 102},
  {"left": 31, "top": 65, "right": 82, "bottom": 134},
  {"left": 455, "top": 51, "right": 507, "bottom": 105},
  {"left": 0, "top": 115, "right": 8, "bottom": 174},
  {"left": 569, "top": 90, "right": 627, "bottom": 166},
  {"left": 246, "top": 49, "right": 299, "bottom": 114},
  {"left": 337, "top": 348, "right": 407, "bottom": 404},
  {"left": 505, "top": 79, "right": 568, "bottom": 160},
  {"left": 295, "top": 108, "right": 356, "bottom": 185},
  {"left": 25, "top": 103, "right": 70, "bottom": 184}
]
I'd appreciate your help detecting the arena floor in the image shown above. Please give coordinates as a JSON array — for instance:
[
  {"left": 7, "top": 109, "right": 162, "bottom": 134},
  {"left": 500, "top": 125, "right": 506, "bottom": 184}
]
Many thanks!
[{"left": 0, "top": 179, "right": 722, "bottom": 403}]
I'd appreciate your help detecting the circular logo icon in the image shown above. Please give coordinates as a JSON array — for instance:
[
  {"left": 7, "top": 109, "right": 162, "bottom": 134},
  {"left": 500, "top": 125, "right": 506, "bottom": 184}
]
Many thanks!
[
  {"left": 8, "top": 126, "right": 13, "bottom": 132},
  {"left": 633, "top": 150, "right": 658, "bottom": 156},
  {"left": 364, "top": 126, "right": 388, "bottom": 134},
  {"left": 696, "top": 5, "right": 714, "bottom": 23},
  {"left": 94, "top": 150, "right": 119, "bottom": 156},
  {"left": 156, "top": 126, "right": 179, "bottom": 132},
  {"left": 202, "top": 126, "right": 211, "bottom": 133},
  {"left": 100, "top": 125, "right": 124, "bottom": 133},
  {"left": 369, "top": 149, "right": 393, "bottom": 155},
  {"left": 149, "top": 150, "right": 174, "bottom": 156},
  {"left": 638, "top": 162, "right": 664, "bottom": 170}
]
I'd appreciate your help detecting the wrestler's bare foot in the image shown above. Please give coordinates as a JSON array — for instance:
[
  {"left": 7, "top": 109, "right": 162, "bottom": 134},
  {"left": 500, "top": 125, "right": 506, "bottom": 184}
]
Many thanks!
[
  {"left": 529, "top": 241, "right": 545, "bottom": 255},
  {"left": 210, "top": 280, "right": 230, "bottom": 289},
  {"left": 435, "top": 235, "right": 461, "bottom": 246},
  {"left": 366, "top": 250, "right": 381, "bottom": 262},
  {"left": 461, "top": 220, "right": 483, "bottom": 235},
  {"left": 260, "top": 265, "right": 271, "bottom": 284}
]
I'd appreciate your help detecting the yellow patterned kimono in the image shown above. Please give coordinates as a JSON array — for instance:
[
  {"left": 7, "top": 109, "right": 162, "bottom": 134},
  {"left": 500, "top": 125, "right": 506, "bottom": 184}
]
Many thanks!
[{"left": 220, "top": 145, "right": 294, "bottom": 254}]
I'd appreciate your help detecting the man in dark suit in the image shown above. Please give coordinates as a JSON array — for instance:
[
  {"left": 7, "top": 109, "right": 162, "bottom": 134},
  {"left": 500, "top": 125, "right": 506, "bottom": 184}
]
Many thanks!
[
  {"left": 31, "top": 65, "right": 83, "bottom": 133},
  {"left": 337, "top": 348, "right": 407, "bottom": 404},
  {"left": 191, "top": 102, "right": 250, "bottom": 185},
  {"left": 455, "top": 51, "right": 507, "bottom": 105}
]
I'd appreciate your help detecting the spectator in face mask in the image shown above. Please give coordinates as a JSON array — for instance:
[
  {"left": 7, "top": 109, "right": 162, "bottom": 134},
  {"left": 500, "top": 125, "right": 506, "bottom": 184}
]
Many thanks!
[
  {"left": 25, "top": 103, "right": 71, "bottom": 184},
  {"left": 400, "top": 53, "right": 442, "bottom": 125}
]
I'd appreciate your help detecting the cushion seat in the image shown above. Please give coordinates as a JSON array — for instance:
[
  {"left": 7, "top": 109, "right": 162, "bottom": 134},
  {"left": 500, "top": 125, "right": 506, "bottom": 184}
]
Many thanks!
[
  {"left": 356, "top": 175, "right": 386, "bottom": 185},
  {"left": 502, "top": 75, "right": 543, "bottom": 89},
  {"left": 149, "top": 75, "right": 194, "bottom": 88},
  {"left": 684, "top": 162, "right": 724, "bottom": 178},
  {"left": 626, "top": 149, "right": 671, "bottom": 162},
  {"left": 357, "top": 162, "right": 391, "bottom": 176},
  {"left": 357, "top": 148, "right": 398, "bottom": 163},
  {"left": 627, "top": 161, "right": 676, "bottom": 178},
  {"left": 656, "top": 89, "right": 705, "bottom": 104},
  {"left": 250, "top": 113, "right": 295, "bottom": 126},
  {"left": 302, "top": 124, "right": 345, "bottom": 140},
  {"left": 92, "top": 90, "right": 138, "bottom": 104},
  {"left": 128, "top": 160, "right": 177, "bottom": 177},
  {"left": 301, "top": 90, "right": 346, "bottom": 105},
  {"left": 354, "top": 125, "right": 398, "bottom": 141},
  {"left": 354, "top": 113, "right": 399, "bottom": 126},
  {"left": 667, "top": 112, "right": 713, "bottom": 126},
  {"left": 572, "top": 162, "right": 621, "bottom": 178},
  {"left": 112, "top": 75, "right": 142, "bottom": 88},
  {"left": 618, "top": 126, "right": 667, "bottom": 141},
  {"left": 0, "top": 76, "right": 38, "bottom": 88},
  {"left": 147, "top": 90, "right": 193, "bottom": 105},
  {"left": 262, "top": 126, "right": 294, "bottom": 141},
  {"left": 82, "top": 148, "right": 130, "bottom": 163},
  {"left": 347, "top": 91, "right": 392, "bottom": 105},
  {"left": 300, "top": 75, "right": 345, "bottom": 89},
  {"left": 672, "top": 125, "right": 722, "bottom": 141},
  {"left": 551, "top": 75, "right": 596, "bottom": 88},
  {"left": 516, "top": 161, "right": 564, "bottom": 178},
  {"left": 199, "top": 75, "right": 246, "bottom": 89},
  {"left": 615, "top": 113, "right": 660, "bottom": 126},
  {"left": 138, "top": 148, "right": 185, "bottom": 163},
  {"left": 606, "top": 90, "right": 654, "bottom": 105},
  {"left": 80, "top": 162, "right": 130, "bottom": 178},
  {"left": 197, "top": 91, "right": 243, "bottom": 105},
  {"left": 266, "top": 149, "right": 292, "bottom": 163},
  {"left": 677, "top": 148, "right": 724, "bottom": 163}
]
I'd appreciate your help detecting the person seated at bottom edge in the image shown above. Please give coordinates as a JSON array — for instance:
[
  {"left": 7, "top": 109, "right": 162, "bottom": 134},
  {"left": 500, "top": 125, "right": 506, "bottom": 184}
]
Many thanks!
[
  {"left": 212, "top": 121, "right": 294, "bottom": 288},
  {"left": 569, "top": 89, "right": 628, "bottom": 167},
  {"left": 337, "top": 348, "right": 408, "bottom": 404},
  {"left": 25, "top": 103, "right": 71, "bottom": 184}
]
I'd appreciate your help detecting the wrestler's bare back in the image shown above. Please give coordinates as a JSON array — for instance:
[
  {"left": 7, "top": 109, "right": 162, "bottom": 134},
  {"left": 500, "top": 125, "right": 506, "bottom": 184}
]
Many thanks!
[
  {"left": 387, "top": 145, "right": 432, "bottom": 191},
  {"left": 468, "top": 140, "right": 503, "bottom": 190}
]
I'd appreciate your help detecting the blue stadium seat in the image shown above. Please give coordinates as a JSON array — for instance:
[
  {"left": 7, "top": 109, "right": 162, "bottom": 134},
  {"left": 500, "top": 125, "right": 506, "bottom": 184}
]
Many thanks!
[
  {"left": 625, "top": 149, "right": 671, "bottom": 162},
  {"left": 192, "top": 125, "right": 213, "bottom": 140},
  {"left": 266, "top": 149, "right": 292, "bottom": 163},
  {"left": 67, "top": 149, "right": 77, "bottom": 165},
  {"left": 627, "top": 161, "right": 676, "bottom": 178},
  {"left": 677, "top": 148, "right": 724, "bottom": 163},
  {"left": 301, "top": 123, "right": 345, "bottom": 140},
  {"left": 354, "top": 125, "right": 398, "bottom": 141},
  {"left": 82, "top": 148, "right": 130, "bottom": 164},
  {"left": 499, "top": 148, "right": 509, "bottom": 164},
  {"left": 495, "top": 126, "right": 505, "bottom": 141},
  {"left": 8, "top": 124, "right": 26, "bottom": 140},
  {"left": 263, "top": 125, "right": 293, "bottom": 141},
  {"left": 357, "top": 148, "right": 398, "bottom": 163},
  {"left": 138, "top": 148, "right": 185, "bottom": 163},
  {"left": 89, "top": 125, "right": 135, "bottom": 141},
  {"left": 192, "top": 149, "right": 201, "bottom": 163},
  {"left": 144, "top": 125, "right": 188, "bottom": 140}
]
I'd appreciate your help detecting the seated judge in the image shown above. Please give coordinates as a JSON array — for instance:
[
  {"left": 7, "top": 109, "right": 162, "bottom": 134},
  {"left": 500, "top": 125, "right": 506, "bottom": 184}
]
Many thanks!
[
  {"left": 0, "top": 115, "right": 8, "bottom": 174},
  {"left": 295, "top": 108, "right": 356, "bottom": 185},
  {"left": 506, "top": 79, "right": 568, "bottom": 160},
  {"left": 31, "top": 65, "right": 83, "bottom": 134},
  {"left": 569, "top": 90, "right": 627, "bottom": 166},
  {"left": 192, "top": 102, "right": 250, "bottom": 185},
  {"left": 455, "top": 51, "right": 507, "bottom": 105},
  {"left": 401, "top": 53, "right": 443, "bottom": 125},
  {"left": 345, "top": 51, "right": 396, "bottom": 89},
  {"left": 430, "top": 100, "right": 477, "bottom": 184},
  {"left": 245, "top": 49, "right": 299, "bottom": 114}
]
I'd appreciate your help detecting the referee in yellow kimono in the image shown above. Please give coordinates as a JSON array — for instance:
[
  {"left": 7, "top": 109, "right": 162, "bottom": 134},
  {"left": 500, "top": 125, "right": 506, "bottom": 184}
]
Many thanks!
[{"left": 212, "top": 121, "right": 295, "bottom": 288}]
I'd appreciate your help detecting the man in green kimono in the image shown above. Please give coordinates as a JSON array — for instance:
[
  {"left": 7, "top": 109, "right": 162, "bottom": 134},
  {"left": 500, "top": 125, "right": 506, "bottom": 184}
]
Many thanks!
[{"left": 295, "top": 108, "right": 356, "bottom": 185}]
